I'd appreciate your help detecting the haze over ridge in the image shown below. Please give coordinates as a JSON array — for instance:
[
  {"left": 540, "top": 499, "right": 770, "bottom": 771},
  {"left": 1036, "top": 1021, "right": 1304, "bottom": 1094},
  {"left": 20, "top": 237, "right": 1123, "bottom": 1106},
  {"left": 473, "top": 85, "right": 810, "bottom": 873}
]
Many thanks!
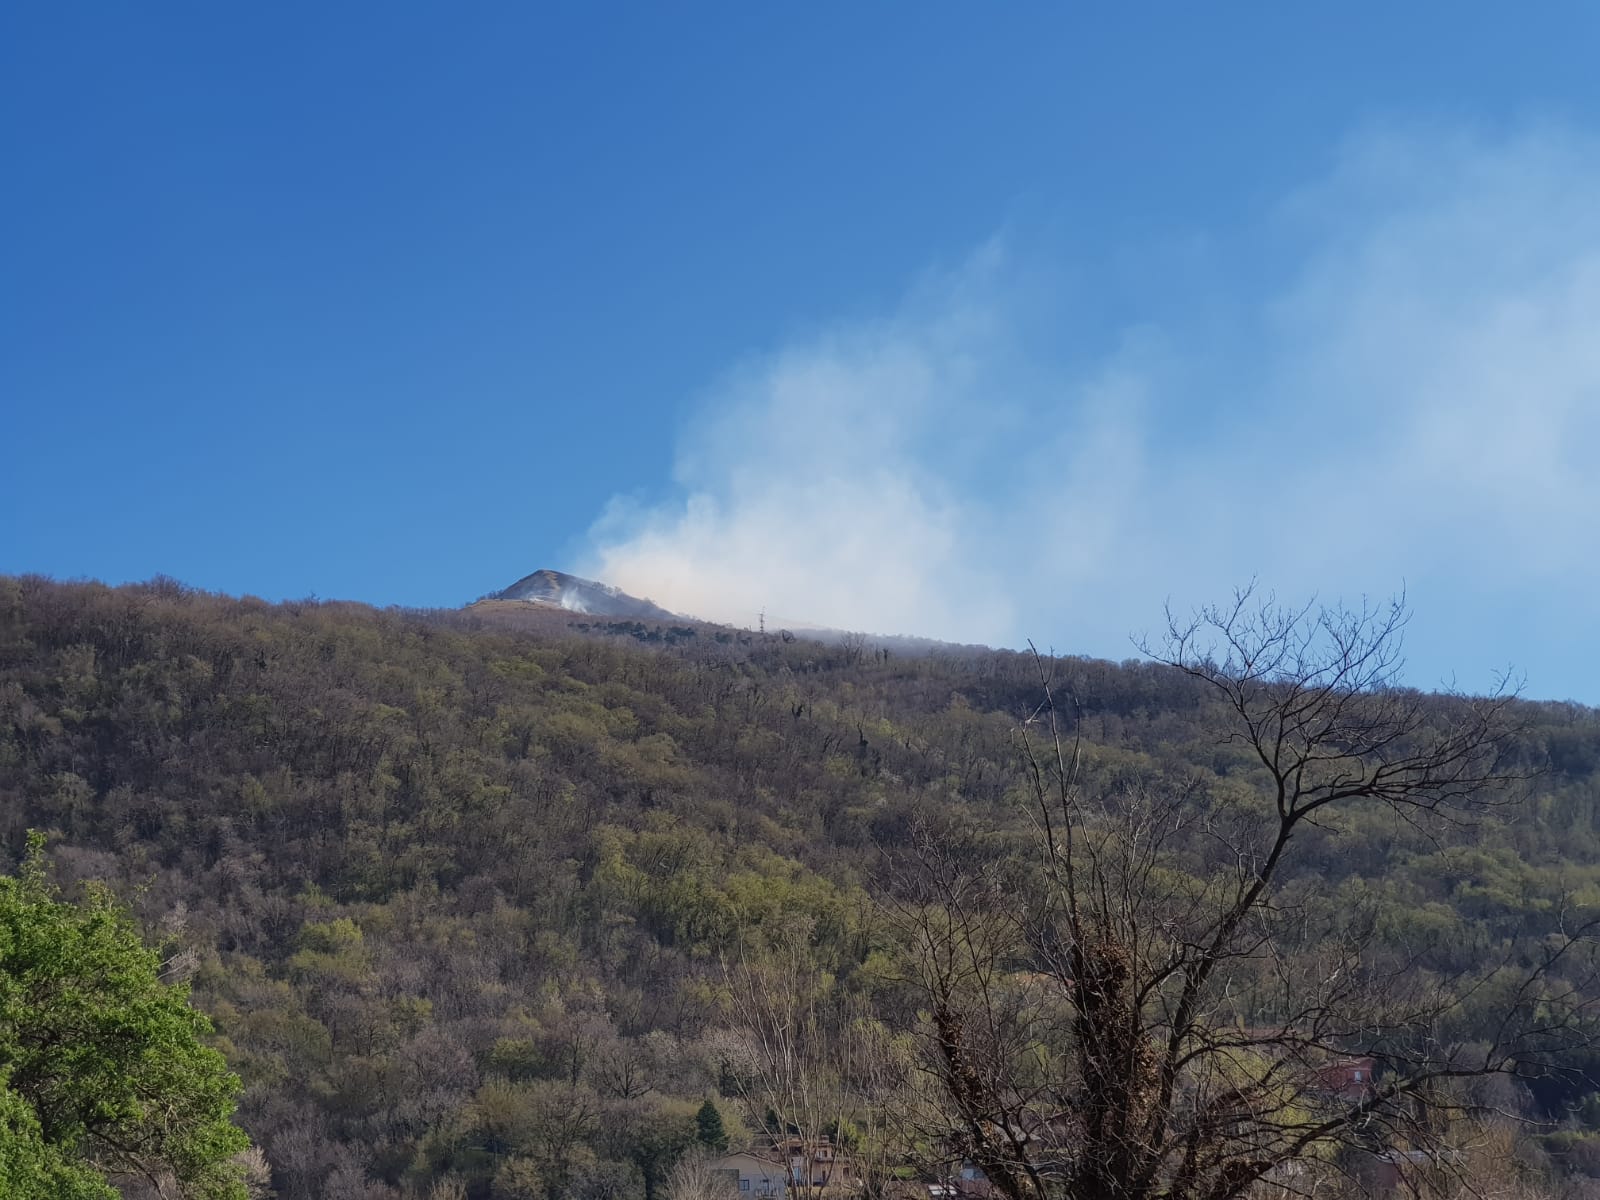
[{"left": 582, "top": 124, "right": 1600, "bottom": 700}]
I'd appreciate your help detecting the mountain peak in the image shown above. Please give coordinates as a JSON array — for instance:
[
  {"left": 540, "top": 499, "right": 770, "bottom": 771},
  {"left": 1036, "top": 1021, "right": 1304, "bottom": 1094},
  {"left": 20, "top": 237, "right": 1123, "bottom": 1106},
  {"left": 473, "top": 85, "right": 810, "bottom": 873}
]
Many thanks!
[{"left": 491, "top": 569, "right": 680, "bottom": 621}]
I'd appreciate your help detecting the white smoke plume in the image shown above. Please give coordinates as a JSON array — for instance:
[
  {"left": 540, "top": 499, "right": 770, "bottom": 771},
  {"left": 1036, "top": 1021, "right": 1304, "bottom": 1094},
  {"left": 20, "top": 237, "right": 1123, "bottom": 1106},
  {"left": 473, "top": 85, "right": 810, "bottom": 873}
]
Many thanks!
[{"left": 583, "top": 124, "right": 1600, "bottom": 700}]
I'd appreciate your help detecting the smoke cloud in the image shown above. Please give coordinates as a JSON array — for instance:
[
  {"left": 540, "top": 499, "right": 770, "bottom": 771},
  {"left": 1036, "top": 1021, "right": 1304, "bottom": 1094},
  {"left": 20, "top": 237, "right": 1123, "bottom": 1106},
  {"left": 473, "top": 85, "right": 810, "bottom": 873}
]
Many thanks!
[{"left": 583, "top": 124, "right": 1600, "bottom": 700}]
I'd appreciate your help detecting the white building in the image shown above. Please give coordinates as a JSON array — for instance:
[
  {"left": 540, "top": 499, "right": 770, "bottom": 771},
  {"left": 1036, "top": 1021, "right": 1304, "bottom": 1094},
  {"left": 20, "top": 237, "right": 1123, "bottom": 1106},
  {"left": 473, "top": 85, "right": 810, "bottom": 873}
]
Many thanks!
[{"left": 710, "top": 1151, "right": 789, "bottom": 1195}]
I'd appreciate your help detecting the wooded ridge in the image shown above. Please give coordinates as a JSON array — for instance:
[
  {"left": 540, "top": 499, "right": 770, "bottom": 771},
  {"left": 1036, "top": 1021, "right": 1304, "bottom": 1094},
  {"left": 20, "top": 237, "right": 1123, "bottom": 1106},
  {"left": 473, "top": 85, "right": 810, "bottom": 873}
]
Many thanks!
[{"left": 4, "top": 575, "right": 1600, "bottom": 1199}]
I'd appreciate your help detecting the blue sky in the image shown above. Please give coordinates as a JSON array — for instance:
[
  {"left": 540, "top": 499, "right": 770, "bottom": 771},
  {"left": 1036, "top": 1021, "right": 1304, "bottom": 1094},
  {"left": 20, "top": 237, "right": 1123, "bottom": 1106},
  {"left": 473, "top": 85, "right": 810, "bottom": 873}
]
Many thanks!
[{"left": 5, "top": 5, "right": 1600, "bottom": 700}]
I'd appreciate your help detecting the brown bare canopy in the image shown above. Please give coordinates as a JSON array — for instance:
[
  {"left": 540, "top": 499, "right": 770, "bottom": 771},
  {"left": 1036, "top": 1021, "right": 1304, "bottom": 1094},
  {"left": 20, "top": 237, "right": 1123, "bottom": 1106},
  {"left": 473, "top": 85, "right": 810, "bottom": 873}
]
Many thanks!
[{"left": 885, "top": 588, "right": 1600, "bottom": 1200}]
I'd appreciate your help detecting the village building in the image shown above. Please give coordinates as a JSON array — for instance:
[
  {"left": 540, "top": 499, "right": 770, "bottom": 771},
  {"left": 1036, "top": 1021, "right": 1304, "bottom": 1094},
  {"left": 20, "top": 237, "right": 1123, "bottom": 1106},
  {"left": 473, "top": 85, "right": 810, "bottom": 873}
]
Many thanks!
[
  {"left": 1313, "top": 1055, "right": 1377, "bottom": 1101},
  {"left": 709, "top": 1150, "right": 790, "bottom": 1196},
  {"left": 708, "top": 1135, "right": 859, "bottom": 1194}
]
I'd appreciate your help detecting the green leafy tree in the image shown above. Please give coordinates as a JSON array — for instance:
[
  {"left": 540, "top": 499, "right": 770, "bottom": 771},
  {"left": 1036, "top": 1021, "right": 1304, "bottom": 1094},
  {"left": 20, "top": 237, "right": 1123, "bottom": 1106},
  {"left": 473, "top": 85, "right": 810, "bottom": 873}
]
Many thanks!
[
  {"left": 0, "top": 1077, "right": 115, "bottom": 1200},
  {"left": 0, "top": 834, "right": 249, "bottom": 1199}
]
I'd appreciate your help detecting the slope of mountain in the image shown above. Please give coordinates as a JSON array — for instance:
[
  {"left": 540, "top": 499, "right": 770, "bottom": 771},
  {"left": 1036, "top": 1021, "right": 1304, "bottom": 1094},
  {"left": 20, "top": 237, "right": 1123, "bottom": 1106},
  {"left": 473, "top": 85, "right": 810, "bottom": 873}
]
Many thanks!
[
  {"left": 490, "top": 568, "right": 681, "bottom": 621},
  {"left": 482, "top": 568, "right": 989, "bottom": 656},
  {"left": 4, "top": 575, "right": 1600, "bottom": 1199}
]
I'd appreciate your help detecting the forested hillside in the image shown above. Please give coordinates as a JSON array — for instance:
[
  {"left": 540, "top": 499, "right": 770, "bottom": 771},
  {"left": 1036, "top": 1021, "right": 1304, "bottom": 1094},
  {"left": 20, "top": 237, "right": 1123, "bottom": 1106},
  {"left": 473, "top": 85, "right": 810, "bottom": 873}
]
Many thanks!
[{"left": 5, "top": 575, "right": 1600, "bottom": 1199}]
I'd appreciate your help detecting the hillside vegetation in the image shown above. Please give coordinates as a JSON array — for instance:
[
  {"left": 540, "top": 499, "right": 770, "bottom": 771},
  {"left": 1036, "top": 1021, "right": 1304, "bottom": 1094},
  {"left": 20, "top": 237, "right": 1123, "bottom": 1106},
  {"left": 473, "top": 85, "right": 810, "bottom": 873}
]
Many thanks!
[{"left": 4, "top": 576, "right": 1600, "bottom": 1199}]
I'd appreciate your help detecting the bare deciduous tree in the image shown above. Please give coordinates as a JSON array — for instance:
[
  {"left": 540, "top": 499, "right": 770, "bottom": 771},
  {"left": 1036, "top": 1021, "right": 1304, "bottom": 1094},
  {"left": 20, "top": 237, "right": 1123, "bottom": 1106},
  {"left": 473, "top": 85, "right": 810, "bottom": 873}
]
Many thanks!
[
  {"left": 664, "top": 1150, "right": 739, "bottom": 1200},
  {"left": 888, "top": 589, "right": 1600, "bottom": 1200},
  {"left": 725, "top": 924, "right": 853, "bottom": 1196},
  {"left": 725, "top": 918, "right": 915, "bottom": 1197}
]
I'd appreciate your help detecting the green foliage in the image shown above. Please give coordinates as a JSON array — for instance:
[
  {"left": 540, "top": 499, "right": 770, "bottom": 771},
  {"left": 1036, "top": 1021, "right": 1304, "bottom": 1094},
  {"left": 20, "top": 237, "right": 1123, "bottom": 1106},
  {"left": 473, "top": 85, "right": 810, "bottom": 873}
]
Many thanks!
[
  {"left": 0, "top": 834, "right": 248, "bottom": 1198},
  {"left": 694, "top": 1099, "right": 728, "bottom": 1152},
  {"left": 0, "top": 1075, "right": 116, "bottom": 1200}
]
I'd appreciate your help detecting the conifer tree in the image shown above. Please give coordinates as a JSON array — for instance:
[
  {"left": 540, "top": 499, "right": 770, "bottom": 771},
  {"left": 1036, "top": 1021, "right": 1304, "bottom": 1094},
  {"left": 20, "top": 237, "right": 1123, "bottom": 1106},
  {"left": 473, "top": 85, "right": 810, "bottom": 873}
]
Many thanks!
[{"left": 695, "top": 1100, "right": 729, "bottom": 1153}]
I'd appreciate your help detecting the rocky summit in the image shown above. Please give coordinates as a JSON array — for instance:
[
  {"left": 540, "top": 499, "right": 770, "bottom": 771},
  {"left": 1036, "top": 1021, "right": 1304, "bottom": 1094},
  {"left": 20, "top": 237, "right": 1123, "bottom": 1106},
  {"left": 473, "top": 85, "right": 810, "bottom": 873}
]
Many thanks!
[{"left": 491, "top": 568, "right": 681, "bottom": 620}]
